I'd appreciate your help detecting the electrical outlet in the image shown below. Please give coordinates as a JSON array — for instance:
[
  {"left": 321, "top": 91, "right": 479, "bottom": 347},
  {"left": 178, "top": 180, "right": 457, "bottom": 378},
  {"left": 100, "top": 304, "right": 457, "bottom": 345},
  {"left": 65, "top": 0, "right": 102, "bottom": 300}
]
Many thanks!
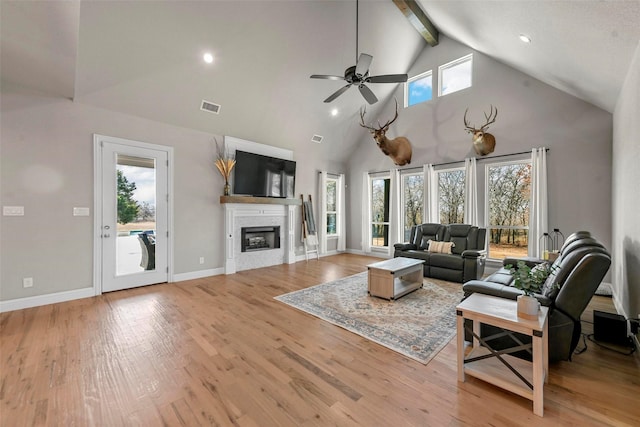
[
  {"left": 199, "top": 257, "right": 205, "bottom": 264},
  {"left": 3, "top": 206, "right": 24, "bottom": 216},
  {"left": 23, "top": 277, "right": 33, "bottom": 288}
]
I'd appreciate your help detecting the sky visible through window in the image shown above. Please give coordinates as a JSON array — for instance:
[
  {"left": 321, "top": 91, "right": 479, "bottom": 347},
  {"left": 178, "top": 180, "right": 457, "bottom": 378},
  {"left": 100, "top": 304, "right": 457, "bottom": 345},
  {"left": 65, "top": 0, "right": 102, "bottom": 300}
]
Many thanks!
[
  {"left": 118, "top": 165, "right": 156, "bottom": 205},
  {"left": 408, "top": 73, "right": 432, "bottom": 106},
  {"left": 440, "top": 56, "right": 472, "bottom": 96}
]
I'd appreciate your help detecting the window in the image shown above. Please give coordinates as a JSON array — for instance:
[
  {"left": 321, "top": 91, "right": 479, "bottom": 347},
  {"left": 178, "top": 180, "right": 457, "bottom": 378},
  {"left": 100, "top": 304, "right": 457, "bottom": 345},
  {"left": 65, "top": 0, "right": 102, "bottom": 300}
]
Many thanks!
[
  {"left": 486, "top": 161, "right": 532, "bottom": 259},
  {"left": 438, "top": 54, "right": 472, "bottom": 96},
  {"left": 405, "top": 70, "right": 432, "bottom": 107},
  {"left": 401, "top": 172, "right": 424, "bottom": 241},
  {"left": 437, "top": 168, "right": 465, "bottom": 224},
  {"left": 370, "top": 174, "right": 390, "bottom": 248},
  {"left": 326, "top": 177, "right": 338, "bottom": 236}
]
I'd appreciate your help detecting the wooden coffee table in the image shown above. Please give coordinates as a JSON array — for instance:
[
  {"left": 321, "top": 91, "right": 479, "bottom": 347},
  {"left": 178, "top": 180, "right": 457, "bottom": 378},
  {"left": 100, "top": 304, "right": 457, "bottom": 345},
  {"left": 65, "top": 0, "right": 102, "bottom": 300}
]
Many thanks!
[{"left": 366, "top": 257, "right": 425, "bottom": 300}]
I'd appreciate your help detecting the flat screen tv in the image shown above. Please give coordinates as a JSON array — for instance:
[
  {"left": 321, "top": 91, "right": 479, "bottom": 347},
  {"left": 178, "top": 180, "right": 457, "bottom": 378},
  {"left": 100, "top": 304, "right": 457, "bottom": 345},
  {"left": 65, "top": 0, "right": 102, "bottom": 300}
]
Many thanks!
[{"left": 233, "top": 150, "right": 296, "bottom": 198}]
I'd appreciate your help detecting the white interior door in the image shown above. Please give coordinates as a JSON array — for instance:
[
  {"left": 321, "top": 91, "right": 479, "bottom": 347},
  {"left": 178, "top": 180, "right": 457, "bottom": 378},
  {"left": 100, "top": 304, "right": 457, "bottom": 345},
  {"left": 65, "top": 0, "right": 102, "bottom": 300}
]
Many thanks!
[{"left": 96, "top": 136, "right": 170, "bottom": 292}]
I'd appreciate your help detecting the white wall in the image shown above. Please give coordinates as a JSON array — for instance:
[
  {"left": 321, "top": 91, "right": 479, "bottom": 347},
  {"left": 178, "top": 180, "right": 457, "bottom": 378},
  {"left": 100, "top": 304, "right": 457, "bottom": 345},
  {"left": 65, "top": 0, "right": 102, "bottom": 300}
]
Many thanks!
[
  {"left": 346, "top": 36, "right": 613, "bottom": 267},
  {"left": 612, "top": 41, "right": 640, "bottom": 320},
  {"left": 0, "top": 90, "right": 340, "bottom": 303}
]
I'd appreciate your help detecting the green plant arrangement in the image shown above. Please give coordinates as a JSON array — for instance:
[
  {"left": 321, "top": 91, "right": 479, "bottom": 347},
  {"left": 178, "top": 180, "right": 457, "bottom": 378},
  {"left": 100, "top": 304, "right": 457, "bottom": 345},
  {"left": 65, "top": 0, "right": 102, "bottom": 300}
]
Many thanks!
[{"left": 505, "top": 260, "right": 554, "bottom": 297}]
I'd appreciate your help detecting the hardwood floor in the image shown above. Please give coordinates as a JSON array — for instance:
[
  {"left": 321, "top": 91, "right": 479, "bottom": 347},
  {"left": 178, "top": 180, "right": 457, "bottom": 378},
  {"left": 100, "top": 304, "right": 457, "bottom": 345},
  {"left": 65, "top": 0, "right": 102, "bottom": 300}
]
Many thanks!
[{"left": 1, "top": 254, "right": 639, "bottom": 426}]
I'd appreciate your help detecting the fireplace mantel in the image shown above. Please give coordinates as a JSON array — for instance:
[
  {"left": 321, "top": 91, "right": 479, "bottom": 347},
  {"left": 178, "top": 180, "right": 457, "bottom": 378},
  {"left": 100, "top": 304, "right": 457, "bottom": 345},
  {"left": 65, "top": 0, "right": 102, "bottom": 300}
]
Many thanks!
[{"left": 220, "top": 196, "right": 301, "bottom": 206}]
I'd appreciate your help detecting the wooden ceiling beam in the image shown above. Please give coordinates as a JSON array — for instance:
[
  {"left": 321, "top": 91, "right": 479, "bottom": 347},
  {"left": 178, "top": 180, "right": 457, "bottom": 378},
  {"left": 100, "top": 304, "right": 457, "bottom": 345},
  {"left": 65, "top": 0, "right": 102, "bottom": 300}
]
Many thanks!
[{"left": 392, "top": 0, "right": 439, "bottom": 46}]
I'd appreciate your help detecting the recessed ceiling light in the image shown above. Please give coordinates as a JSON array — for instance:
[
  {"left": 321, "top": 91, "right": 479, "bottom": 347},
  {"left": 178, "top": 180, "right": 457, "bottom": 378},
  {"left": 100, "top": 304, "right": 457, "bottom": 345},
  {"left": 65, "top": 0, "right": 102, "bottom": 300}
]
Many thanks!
[
  {"left": 203, "top": 53, "right": 214, "bottom": 63},
  {"left": 519, "top": 34, "right": 532, "bottom": 44},
  {"left": 331, "top": 108, "right": 338, "bottom": 116}
]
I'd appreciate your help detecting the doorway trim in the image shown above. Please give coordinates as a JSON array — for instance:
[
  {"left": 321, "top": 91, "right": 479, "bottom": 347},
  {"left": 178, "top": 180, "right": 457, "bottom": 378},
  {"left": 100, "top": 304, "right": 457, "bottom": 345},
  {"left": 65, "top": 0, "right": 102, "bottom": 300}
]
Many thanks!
[{"left": 93, "top": 134, "right": 174, "bottom": 295}]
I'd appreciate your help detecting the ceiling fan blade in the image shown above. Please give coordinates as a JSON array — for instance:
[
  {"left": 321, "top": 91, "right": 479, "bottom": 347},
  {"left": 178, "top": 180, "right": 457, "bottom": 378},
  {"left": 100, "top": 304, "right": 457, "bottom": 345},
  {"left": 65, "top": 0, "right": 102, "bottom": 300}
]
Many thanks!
[
  {"left": 355, "top": 53, "right": 373, "bottom": 77},
  {"left": 367, "top": 74, "right": 408, "bottom": 83},
  {"left": 358, "top": 84, "right": 378, "bottom": 105},
  {"left": 311, "top": 74, "right": 345, "bottom": 81},
  {"left": 324, "top": 84, "right": 352, "bottom": 103}
]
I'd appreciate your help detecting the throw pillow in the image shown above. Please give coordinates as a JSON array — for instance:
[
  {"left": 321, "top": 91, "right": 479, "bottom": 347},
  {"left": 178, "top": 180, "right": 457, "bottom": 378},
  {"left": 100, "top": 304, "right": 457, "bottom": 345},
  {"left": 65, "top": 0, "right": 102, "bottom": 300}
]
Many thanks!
[{"left": 427, "top": 240, "right": 455, "bottom": 254}]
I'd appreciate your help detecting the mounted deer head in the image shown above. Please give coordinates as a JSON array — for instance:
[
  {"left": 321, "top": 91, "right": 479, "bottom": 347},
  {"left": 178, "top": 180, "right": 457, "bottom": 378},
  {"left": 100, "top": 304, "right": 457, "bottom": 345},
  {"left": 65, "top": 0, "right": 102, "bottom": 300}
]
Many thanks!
[
  {"left": 360, "top": 99, "right": 412, "bottom": 166},
  {"left": 464, "top": 105, "right": 498, "bottom": 156}
]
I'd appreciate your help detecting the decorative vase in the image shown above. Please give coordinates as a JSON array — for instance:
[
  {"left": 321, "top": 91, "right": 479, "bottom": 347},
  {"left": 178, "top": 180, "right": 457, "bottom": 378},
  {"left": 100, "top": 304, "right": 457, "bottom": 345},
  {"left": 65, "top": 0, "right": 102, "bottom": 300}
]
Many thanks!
[
  {"left": 223, "top": 182, "right": 230, "bottom": 196},
  {"left": 517, "top": 294, "right": 539, "bottom": 320}
]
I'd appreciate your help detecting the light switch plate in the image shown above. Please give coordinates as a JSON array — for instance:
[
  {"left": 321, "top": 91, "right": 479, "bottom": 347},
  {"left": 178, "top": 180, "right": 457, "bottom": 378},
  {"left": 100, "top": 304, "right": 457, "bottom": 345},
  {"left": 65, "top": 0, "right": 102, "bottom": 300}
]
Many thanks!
[
  {"left": 3, "top": 206, "right": 24, "bottom": 216},
  {"left": 73, "top": 207, "right": 90, "bottom": 216}
]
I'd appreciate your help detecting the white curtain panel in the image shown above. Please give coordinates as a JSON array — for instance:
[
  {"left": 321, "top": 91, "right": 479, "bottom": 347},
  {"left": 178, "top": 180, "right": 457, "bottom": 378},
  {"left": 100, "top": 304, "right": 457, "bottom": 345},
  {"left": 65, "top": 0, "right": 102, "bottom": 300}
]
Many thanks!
[
  {"left": 361, "top": 172, "right": 371, "bottom": 254},
  {"left": 318, "top": 171, "right": 328, "bottom": 255},
  {"left": 389, "top": 168, "right": 401, "bottom": 253},
  {"left": 528, "top": 147, "right": 548, "bottom": 258},
  {"left": 464, "top": 157, "right": 478, "bottom": 226},
  {"left": 423, "top": 164, "right": 439, "bottom": 223},
  {"left": 337, "top": 173, "right": 346, "bottom": 251}
]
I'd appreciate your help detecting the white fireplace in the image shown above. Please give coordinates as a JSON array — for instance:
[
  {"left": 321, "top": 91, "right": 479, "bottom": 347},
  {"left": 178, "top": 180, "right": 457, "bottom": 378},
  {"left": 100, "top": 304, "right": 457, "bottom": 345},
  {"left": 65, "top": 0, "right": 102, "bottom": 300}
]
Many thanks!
[{"left": 222, "top": 198, "right": 297, "bottom": 274}]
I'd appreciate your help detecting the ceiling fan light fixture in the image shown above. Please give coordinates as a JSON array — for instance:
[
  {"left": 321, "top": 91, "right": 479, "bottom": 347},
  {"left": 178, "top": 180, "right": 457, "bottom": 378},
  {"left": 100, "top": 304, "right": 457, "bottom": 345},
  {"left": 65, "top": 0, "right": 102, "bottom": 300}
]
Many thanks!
[
  {"left": 203, "top": 52, "right": 214, "bottom": 63},
  {"left": 331, "top": 108, "right": 338, "bottom": 117},
  {"left": 309, "top": 0, "right": 405, "bottom": 105}
]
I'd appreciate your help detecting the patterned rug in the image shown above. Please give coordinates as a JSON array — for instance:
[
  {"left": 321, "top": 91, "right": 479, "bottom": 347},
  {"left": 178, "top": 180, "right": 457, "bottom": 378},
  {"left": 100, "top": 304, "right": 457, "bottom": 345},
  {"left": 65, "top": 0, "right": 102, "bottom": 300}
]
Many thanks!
[{"left": 274, "top": 272, "right": 463, "bottom": 364}]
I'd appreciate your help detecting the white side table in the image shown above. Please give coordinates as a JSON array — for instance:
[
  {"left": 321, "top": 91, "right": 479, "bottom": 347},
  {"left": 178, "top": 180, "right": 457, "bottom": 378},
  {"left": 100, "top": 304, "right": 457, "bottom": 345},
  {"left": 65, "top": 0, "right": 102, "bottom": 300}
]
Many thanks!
[{"left": 456, "top": 293, "right": 549, "bottom": 416}]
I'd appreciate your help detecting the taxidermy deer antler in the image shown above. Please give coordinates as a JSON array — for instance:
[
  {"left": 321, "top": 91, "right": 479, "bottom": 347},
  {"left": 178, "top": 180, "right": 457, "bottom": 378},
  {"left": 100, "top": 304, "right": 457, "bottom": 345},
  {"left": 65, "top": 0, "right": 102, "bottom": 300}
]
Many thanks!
[
  {"left": 464, "top": 105, "right": 497, "bottom": 156},
  {"left": 360, "top": 99, "right": 412, "bottom": 166}
]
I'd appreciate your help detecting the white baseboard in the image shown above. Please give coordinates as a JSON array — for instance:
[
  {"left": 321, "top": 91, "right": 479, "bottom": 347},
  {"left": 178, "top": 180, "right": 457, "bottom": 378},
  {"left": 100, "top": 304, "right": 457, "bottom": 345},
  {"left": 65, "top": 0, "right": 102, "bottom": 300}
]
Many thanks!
[
  {"left": 346, "top": 248, "right": 365, "bottom": 255},
  {"left": 294, "top": 250, "right": 345, "bottom": 262},
  {"left": 0, "top": 287, "right": 95, "bottom": 313},
  {"left": 173, "top": 268, "right": 224, "bottom": 282}
]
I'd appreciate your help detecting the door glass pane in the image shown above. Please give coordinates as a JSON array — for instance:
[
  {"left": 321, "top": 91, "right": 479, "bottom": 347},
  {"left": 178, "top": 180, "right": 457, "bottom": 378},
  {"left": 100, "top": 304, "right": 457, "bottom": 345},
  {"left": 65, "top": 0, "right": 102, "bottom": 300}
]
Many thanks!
[{"left": 116, "top": 154, "right": 156, "bottom": 275}]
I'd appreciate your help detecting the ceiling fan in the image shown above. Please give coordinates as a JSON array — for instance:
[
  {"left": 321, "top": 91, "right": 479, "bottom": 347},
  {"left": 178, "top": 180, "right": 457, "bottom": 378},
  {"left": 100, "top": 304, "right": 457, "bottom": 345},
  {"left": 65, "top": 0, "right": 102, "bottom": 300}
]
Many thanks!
[{"left": 310, "top": 0, "right": 408, "bottom": 105}]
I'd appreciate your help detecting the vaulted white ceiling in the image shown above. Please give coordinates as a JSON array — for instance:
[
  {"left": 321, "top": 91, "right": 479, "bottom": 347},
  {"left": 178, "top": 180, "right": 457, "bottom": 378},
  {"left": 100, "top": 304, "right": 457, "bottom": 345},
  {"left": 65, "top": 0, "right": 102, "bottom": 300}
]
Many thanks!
[{"left": 2, "top": 1, "right": 639, "bottom": 162}]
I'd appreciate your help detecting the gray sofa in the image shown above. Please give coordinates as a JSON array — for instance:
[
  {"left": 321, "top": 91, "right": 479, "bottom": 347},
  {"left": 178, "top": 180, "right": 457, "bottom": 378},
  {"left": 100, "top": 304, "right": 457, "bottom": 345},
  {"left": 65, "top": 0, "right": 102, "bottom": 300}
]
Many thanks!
[
  {"left": 462, "top": 231, "right": 611, "bottom": 362},
  {"left": 393, "top": 223, "right": 487, "bottom": 283}
]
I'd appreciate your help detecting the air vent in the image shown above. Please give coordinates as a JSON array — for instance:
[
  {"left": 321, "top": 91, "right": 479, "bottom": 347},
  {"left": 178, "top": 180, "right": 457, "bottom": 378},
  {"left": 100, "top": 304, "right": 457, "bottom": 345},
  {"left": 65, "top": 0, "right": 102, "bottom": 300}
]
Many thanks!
[
  {"left": 311, "top": 134, "right": 323, "bottom": 143},
  {"left": 200, "top": 100, "right": 221, "bottom": 114}
]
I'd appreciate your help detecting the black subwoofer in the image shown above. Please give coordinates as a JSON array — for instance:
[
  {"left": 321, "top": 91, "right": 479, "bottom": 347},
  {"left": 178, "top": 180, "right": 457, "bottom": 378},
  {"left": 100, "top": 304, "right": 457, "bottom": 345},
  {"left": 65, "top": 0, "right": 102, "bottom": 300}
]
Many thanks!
[{"left": 593, "top": 310, "right": 629, "bottom": 346}]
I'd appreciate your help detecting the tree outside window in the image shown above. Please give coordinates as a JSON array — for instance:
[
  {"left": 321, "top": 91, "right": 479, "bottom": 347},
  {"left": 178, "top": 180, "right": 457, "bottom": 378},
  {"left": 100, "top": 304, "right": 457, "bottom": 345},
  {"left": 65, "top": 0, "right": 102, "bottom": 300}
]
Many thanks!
[
  {"left": 117, "top": 169, "right": 139, "bottom": 225},
  {"left": 438, "top": 168, "right": 465, "bottom": 224},
  {"left": 486, "top": 162, "right": 531, "bottom": 259},
  {"left": 402, "top": 173, "right": 423, "bottom": 241},
  {"left": 326, "top": 178, "right": 337, "bottom": 236},
  {"left": 371, "top": 176, "right": 390, "bottom": 247}
]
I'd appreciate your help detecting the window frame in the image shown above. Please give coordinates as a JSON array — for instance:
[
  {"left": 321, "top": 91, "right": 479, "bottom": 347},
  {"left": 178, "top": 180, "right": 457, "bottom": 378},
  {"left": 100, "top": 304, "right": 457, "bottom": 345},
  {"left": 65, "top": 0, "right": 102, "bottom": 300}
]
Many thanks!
[
  {"left": 399, "top": 169, "right": 424, "bottom": 242},
  {"left": 326, "top": 176, "right": 339, "bottom": 238},
  {"left": 438, "top": 53, "right": 473, "bottom": 97},
  {"left": 484, "top": 158, "right": 532, "bottom": 260},
  {"left": 404, "top": 70, "right": 433, "bottom": 108},
  {"left": 369, "top": 172, "right": 391, "bottom": 250}
]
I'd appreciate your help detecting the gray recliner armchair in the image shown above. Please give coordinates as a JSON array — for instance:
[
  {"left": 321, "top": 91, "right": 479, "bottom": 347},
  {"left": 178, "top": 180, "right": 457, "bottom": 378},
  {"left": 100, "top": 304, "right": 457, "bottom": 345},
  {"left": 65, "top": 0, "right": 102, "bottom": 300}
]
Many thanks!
[{"left": 462, "top": 231, "right": 611, "bottom": 362}]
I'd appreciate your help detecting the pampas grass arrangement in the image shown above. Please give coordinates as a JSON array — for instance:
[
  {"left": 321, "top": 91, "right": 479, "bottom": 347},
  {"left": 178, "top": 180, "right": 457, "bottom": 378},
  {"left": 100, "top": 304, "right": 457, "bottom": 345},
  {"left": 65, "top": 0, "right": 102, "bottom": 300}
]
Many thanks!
[{"left": 214, "top": 139, "right": 235, "bottom": 195}]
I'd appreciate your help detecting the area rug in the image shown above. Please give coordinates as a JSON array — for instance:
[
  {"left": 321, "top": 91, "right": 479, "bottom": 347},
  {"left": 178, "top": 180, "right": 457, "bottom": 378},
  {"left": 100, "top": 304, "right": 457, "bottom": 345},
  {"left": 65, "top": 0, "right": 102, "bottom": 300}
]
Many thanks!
[{"left": 274, "top": 272, "right": 463, "bottom": 364}]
